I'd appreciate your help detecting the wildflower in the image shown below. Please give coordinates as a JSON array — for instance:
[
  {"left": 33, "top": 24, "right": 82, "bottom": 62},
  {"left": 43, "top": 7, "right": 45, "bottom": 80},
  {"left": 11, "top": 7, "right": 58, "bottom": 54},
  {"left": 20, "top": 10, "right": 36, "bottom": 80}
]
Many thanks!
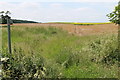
[
  {"left": 41, "top": 71, "right": 45, "bottom": 76},
  {"left": 42, "top": 67, "right": 46, "bottom": 72},
  {"left": 1, "top": 57, "right": 9, "bottom": 62},
  {"left": 0, "top": 70, "right": 2, "bottom": 73},
  {"left": 34, "top": 73, "right": 38, "bottom": 78}
]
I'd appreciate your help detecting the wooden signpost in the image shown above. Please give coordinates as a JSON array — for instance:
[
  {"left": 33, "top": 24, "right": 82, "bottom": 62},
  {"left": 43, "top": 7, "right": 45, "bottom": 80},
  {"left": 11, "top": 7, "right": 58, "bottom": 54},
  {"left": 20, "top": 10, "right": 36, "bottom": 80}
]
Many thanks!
[
  {"left": 0, "top": 11, "right": 12, "bottom": 54},
  {"left": 6, "top": 15, "right": 12, "bottom": 54}
]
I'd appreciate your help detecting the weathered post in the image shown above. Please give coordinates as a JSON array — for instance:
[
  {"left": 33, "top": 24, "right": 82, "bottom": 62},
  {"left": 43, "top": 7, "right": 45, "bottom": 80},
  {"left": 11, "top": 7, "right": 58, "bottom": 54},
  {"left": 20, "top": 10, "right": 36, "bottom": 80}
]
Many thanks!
[{"left": 6, "top": 15, "right": 12, "bottom": 54}]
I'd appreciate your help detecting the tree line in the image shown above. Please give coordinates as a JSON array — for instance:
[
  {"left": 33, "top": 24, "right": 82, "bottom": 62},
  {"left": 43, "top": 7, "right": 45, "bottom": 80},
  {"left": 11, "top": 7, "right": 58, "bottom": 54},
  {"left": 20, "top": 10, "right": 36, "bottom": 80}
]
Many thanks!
[{"left": 0, "top": 18, "right": 38, "bottom": 24}]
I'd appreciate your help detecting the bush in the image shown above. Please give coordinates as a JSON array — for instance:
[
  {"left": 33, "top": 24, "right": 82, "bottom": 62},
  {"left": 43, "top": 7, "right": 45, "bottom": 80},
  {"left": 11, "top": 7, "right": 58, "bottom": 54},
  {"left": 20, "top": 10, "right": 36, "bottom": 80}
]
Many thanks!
[
  {"left": 87, "top": 35, "right": 119, "bottom": 65},
  {"left": 1, "top": 47, "right": 46, "bottom": 79}
]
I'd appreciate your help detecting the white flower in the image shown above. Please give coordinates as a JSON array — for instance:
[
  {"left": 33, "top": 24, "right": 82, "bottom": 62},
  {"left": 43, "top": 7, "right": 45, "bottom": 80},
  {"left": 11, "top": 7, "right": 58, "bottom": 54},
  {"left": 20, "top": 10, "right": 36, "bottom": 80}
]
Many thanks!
[
  {"left": 0, "top": 70, "right": 2, "bottom": 73},
  {"left": 1, "top": 57, "right": 9, "bottom": 62},
  {"left": 42, "top": 67, "right": 46, "bottom": 72},
  {"left": 41, "top": 71, "right": 45, "bottom": 76},
  {"left": 34, "top": 73, "right": 38, "bottom": 78}
]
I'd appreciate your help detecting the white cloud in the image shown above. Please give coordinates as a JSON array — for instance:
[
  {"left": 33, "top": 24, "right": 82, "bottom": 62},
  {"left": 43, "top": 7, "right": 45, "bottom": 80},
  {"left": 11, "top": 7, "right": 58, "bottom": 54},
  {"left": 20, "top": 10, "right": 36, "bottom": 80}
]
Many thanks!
[
  {"left": 0, "top": 0, "right": 119, "bottom": 2},
  {"left": 0, "top": 2, "right": 42, "bottom": 21},
  {"left": 50, "top": 3, "right": 63, "bottom": 7},
  {"left": 67, "top": 0, "right": 118, "bottom": 2},
  {"left": 0, "top": 2, "right": 117, "bottom": 22},
  {"left": 74, "top": 7, "right": 95, "bottom": 12},
  {"left": 19, "top": 2, "right": 40, "bottom": 8}
]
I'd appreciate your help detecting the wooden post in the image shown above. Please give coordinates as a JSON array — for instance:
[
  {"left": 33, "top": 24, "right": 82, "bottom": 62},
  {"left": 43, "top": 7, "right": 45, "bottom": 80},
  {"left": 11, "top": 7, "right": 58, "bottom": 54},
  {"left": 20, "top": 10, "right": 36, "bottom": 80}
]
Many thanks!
[{"left": 6, "top": 16, "right": 12, "bottom": 54}]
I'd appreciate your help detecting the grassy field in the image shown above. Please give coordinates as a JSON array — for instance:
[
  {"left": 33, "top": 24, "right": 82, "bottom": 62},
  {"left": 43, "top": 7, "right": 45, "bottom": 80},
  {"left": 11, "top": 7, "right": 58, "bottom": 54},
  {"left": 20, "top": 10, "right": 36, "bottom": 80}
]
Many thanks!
[{"left": 1, "top": 23, "right": 119, "bottom": 79}]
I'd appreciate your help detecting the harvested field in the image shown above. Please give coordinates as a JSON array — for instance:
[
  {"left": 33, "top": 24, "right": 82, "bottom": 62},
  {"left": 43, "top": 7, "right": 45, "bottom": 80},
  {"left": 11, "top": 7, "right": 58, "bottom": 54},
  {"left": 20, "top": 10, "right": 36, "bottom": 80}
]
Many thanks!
[{"left": 9, "top": 23, "right": 118, "bottom": 36}]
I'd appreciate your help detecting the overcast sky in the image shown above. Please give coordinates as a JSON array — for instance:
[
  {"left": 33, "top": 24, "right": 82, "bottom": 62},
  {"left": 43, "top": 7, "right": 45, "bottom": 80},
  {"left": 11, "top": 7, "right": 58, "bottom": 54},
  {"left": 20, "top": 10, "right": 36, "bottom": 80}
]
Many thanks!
[{"left": 0, "top": 0, "right": 118, "bottom": 22}]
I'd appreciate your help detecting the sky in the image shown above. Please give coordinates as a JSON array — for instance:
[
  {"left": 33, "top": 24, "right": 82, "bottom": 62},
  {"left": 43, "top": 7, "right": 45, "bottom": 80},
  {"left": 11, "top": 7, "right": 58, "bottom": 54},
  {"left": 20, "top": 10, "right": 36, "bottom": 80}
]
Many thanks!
[{"left": 0, "top": 0, "right": 119, "bottom": 23}]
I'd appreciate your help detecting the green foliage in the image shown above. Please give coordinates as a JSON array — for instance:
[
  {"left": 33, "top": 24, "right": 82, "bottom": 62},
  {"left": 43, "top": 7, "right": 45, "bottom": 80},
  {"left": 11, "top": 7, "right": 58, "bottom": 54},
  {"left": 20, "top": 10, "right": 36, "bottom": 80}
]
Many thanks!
[
  {"left": 0, "top": 15, "right": 7, "bottom": 24},
  {"left": 1, "top": 26, "right": 119, "bottom": 79},
  {"left": 1, "top": 48, "right": 46, "bottom": 79},
  {"left": 107, "top": 1, "right": 120, "bottom": 24},
  {"left": 87, "top": 35, "right": 119, "bottom": 65},
  {"left": 62, "top": 35, "right": 119, "bottom": 78},
  {"left": 55, "top": 48, "right": 81, "bottom": 68},
  {"left": 0, "top": 11, "right": 11, "bottom": 24}
]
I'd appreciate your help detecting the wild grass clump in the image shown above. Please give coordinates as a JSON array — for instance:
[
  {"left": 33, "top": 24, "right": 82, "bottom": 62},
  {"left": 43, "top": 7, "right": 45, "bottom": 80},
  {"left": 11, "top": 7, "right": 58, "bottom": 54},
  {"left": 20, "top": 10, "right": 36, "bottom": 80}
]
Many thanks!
[{"left": 55, "top": 48, "right": 81, "bottom": 68}]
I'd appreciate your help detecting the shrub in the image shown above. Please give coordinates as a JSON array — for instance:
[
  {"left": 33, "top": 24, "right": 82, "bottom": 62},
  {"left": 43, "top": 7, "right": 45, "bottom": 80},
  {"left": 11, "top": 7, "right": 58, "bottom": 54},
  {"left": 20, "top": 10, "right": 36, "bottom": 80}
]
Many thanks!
[
  {"left": 87, "top": 35, "right": 119, "bottom": 65},
  {"left": 1, "top": 47, "right": 46, "bottom": 79}
]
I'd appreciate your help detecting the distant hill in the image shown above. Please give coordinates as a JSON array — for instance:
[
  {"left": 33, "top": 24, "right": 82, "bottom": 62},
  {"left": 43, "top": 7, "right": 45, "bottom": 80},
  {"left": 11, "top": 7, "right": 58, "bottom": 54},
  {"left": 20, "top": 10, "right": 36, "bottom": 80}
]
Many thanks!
[{"left": 0, "top": 18, "right": 38, "bottom": 24}]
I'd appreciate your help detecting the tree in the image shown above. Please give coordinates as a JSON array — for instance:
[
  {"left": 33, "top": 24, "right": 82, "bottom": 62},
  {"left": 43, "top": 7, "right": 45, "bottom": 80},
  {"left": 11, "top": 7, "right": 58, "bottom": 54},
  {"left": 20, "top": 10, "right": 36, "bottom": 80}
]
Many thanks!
[
  {"left": 107, "top": 1, "right": 120, "bottom": 25},
  {"left": 0, "top": 11, "right": 11, "bottom": 24}
]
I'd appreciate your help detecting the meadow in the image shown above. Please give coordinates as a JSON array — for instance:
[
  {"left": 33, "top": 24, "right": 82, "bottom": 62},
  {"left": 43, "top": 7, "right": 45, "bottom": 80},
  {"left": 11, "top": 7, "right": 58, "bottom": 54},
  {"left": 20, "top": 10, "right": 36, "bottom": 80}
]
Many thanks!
[{"left": 1, "top": 23, "right": 119, "bottom": 79}]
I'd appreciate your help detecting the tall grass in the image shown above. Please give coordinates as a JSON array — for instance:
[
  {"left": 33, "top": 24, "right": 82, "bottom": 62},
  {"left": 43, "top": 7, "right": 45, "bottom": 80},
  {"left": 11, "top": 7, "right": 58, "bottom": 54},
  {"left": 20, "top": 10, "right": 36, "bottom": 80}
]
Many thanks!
[{"left": 1, "top": 26, "right": 118, "bottom": 79}]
